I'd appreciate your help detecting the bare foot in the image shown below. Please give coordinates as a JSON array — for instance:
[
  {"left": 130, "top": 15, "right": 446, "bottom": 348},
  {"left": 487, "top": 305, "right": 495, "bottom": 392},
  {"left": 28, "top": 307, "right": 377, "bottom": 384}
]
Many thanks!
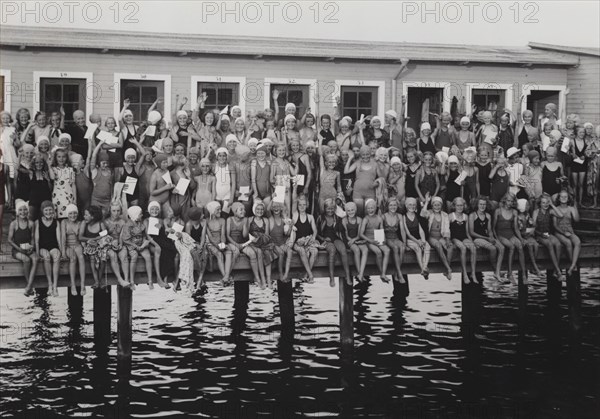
[
  {"left": 444, "top": 270, "right": 452, "bottom": 280},
  {"left": 462, "top": 273, "right": 470, "bottom": 285},
  {"left": 534, "top": 267, "right": 543, "bottom": 277},
  {"left": 508, "top": 274, "right": 517, "bottom": 285},
  {"left": 130, "top": 282, "right": 137, "bottom": 291},
  {"left": 567, "top": 265, "right": 576, "bottom": 276},
  {"left": 92, "top": 281, "right": 99, "bottom": 289},
  {"left": 70, "top": 285, "right": 77, "bottom": 296},
  {"left": 329, "top": 278, "right": 336, "bottom": 287},
  {"left": 307, "top": 276, "right": 315, "bottom": 284},
  {"left": 493, "top": 272, "right": 501, "bottom": 282},
  {"left": 380, "top": 275, "right": 390, "bottom": 283},
  {"left": 345, "top": 276, "right": 353, "bottom": 286},
  {"left": 80, "top": 286, "right": 87, "bottom": 296},
  {"left": 148, "top": 281, "right": 154, "bottom": 290},
  {"left": 280, "top": 275, "right": 290, "bottom": 283},
  {"left": 557, "top": 272, "right": 565, "bottom": 282},
  {"left": 471, "top": 274, "right": 479, "bottom": 285},
  {"left": 117, "top": 279, "right": 130, "bottom": 288},
  {"left": 24, "top": 288, "right": 34, "bottom": 297}
]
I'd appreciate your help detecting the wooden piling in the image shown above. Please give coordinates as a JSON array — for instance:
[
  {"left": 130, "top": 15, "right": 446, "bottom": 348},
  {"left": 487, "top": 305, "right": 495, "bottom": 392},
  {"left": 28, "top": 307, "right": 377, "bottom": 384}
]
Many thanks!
[
  {"left": 566, "top": 266, "right": 582, "bottom": 332},
  {"left": 277, "top": 279, "right": 295, "bottom": 338},
  {"left": 67, "top": 286, "right": 83, "bottom": 310},
  {"left": 93, "top": 287, "right": 112, "bottom": 347},
  {"left": 117, "top": 286, "right": 133, "bottom": 364},
  {"left": 338, "top": 277, "right": 353, "bottom": 352}
]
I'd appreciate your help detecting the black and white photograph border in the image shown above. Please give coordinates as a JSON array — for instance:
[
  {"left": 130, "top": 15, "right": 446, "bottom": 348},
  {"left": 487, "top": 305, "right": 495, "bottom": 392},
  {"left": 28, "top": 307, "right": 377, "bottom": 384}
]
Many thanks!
[{"left": 0, "top": 1, "right": 599, "bottom": 418}]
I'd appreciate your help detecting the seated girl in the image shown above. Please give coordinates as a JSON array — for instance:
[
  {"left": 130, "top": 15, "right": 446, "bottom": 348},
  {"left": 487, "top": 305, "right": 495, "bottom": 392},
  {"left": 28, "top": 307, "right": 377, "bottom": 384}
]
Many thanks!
[
  {"left": 317, "top": 198, "right": 352, "bottom": 287},
  {"left": 402, "top": 197, "right": 430, "bottom": 279},
  {"left": 268, "top": 201, "right": 293, "bottom": 283},
  {"left": 515, "top": 198, "right": 543, "bottom": 277},
  {"left": 204, "top": 201, "right": 234, "bottom": 286},
  {"left": 493, "top": 193, "right": 527, "bottom": 284},
  {"left": 469, "top": 196, "right": 504, "bottom": 281},
  {"left": 36, "top": 200, "right": 61, "bottom": 296},
  {"left": 8, "top": 199, "right": 38, "bottom": 296},
  {"left": 359, "top": 198, "right": 391, "bottom": 283},
  {"left": 291, "top": 195, "right": 319, "bottom": 284},
  {"left": 383, "top": 197, "right": 406, "bottom": 283},
  {"left": 532, "top": 194, "right": 564, "bottom": 281},
  {"left": 227, "top": 202, "right": 263, "bottom": 288},
  {"left": 80, "top": 206, "right": 114, "bottom": 289},
  {"left": 248, "top": 200, "right": 278, "bottom": 288},
  {"left": 448, "top": 197, "right": 478, "bottom": 284},
  {"left": 343, "top": 202, "right": 368, "bottom": 283},
  {"left": 60, "top": 204, "right": 87, "bottom": 295},
  {"left": 421, "top": 195, "right": 453, "bottom": 280},
  {"left": 119, "top": 205, "right": 154, "bottom": 289},
  {"left": 104, "top": 200, "right": 130, "bottom": 288},
  {"left": 553, "top": 190, "right": 581, "bottom": 276}
]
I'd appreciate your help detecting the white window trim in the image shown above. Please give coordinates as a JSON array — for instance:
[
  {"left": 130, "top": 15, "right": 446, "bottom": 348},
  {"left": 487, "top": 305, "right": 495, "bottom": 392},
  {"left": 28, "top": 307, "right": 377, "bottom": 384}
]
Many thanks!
[
  {"left": 401, "top": 81, "right": 453, "bottom": 117},
  {"left": 113, "top": 73, "right": 172, "bottom": 122},
  {"left": 191, "top": 76, "right": 246, "bottom": 117},
  {"left": 465, "top": 82, "right": 514, "bottom": 113},
  {"left": 519, "top": 84, "right": 566, "bottom": 118},
  {"left": 33, "top": 71, "right": 94, "bottom": 116},
  {"left": 335, "top": 80, "right": 386, "bottom": 120},
  {"left": 1, "top": 69, "right": 12, "bottom": 114},
  {"left": 263, "top": 78, "right": 317, "bottom": 115}
]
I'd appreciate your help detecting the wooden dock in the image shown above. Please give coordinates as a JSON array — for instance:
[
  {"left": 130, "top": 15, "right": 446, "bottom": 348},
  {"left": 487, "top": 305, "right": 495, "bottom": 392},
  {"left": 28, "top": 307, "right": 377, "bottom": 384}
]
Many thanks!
[{"left": 1, "top": 209, "right": 599, "bottom": 370}]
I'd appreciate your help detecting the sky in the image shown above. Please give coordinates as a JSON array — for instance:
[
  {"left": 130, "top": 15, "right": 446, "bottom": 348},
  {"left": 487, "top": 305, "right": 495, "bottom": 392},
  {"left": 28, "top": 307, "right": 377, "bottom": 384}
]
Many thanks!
[{"left": 1, "top": 0, "right": 599, "bottom": 48}]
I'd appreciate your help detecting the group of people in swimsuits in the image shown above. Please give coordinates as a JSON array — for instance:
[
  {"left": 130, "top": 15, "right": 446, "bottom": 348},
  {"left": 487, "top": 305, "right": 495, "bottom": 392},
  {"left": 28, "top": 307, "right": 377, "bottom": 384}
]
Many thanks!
[{"left": 1, "top": 91, "right": 597, "bottom": 295}]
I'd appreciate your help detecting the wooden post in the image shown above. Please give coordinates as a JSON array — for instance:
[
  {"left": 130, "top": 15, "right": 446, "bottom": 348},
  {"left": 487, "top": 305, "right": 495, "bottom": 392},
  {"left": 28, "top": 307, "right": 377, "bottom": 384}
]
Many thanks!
[
  {"left": 277, "top": 279, "right": 295, "bottom": 339},
  {"left": 338, "top": 277, "right": 353, "bottom": 352},
  {"left": 566, "top": 267, "right": 582, "bottom": 332},
  {"left": 117, "top": 286, "right": 133, "bottom": 367},
  {"left": 232, "top": 281, "right": 249, "bottom": 341},
  {"left": 93, "top": 287, "right": 112, "bottom": 348},
  {"left": 391, "top": 275, "right": 409, "bottom": 304}
]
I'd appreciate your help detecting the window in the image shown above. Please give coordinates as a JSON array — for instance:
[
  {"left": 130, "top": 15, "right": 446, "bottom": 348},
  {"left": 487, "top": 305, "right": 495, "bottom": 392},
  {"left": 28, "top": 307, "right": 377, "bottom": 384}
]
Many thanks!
[
  {"left": 197, "top": 82, "right": 239, "bottom": 110},
  {"left": 340, "top": 86, "right": 378, "bottom": 123},
  {"left": 120, "top": 80, "right": 164, "bottom": 125},
  {"left": 472, "top": 88, "right": 506, "bottom": 121},
  {"left": 270, "top": 84, "right": 310, "bottom": 119},
  {"left": 40, "top": 78, "right": 86, "bottom": 123}
]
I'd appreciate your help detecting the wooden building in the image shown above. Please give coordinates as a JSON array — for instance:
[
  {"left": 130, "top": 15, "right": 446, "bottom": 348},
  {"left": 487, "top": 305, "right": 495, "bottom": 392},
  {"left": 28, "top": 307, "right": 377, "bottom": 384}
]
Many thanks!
[{"left": 2, "top": 25, "right": 594, "bottom": 131}]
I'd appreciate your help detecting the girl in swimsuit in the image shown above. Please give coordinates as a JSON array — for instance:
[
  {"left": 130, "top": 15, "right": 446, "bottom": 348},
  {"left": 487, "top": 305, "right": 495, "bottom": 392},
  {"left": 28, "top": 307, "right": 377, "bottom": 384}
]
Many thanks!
[
  {"left": 359, "top": 198, "right": 391, "bottom": 283},
  {"left": 214, "top": 147, "right": 236, "bottom": 215},
  {"left": 343, "top": 201, "right": 368, "bottom": 283},
  {"left": 317, "top": 198, "right": 352, "bottom": 287},
  {"left": 251, "top": 144, "right": 272, "bottom": 209},
  {"left": 291, "top": 195, "right": 319, "bottom": 283},
  {"left": 532, "top": 194, "right": 564, "bottom": 281},
  {"left": 60, "top": 204, "right": 87, "bottom": 296},
  {"left": 36, "top": 201, "right": 61, "bottom": 296},
  {"left": 194, "top": 158, "right": 216, "bottom": 212},
  {"left": 383, "top": 198, "right": 406, "bottom": 283},
  {"left": 120, "top": 205, "right": 154, "bottom": 289},
  {"left": 448, "top": 197, "right": 478, "bottom": 285},
  {"left": 345, "top": 145, "right": 384, "bottom": 217},
  {"left": 493, "top": 192, "right": 527, "bottom": 284},
  {"left": 402, "top": 197, "right": 430, "bottom": 279},
  {"left": 204, "top": 201, "right": 233, "bottom": 286},
  {"left": 469, "top": 196, "right": 504, "bottom": 281},
  {"left": 319, "top": 153, "right": 342, "bottom": 214},
  {"left": 8, "top": 199, "right": 38, "bottom": 296},
  {"left": 226, "top": 202, "right": 263, "bottom": 288},
  {"left": 270, "top": 144, "right": 295, "bottom": 217},
  {"left": 269, "top": 201, "right": 293, "bottom": 283},
  {"left": 553, "top": 190, "right": 581, "bottom": 275},
  {"left": 571, "top": 127, "right": 588, "bottom": 206},
  {"left": 421, "top": 195, "right": 453, "bottom": 280},
  {"left": 415, "top": 152, "right": 440, "bottom": 202}
]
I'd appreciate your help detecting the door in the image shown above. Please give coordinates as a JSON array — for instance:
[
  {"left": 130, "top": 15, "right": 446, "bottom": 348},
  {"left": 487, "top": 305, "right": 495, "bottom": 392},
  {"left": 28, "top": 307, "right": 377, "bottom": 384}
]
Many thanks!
[{"left": 406, "top": 87, "right": 444, "bottom": 132}]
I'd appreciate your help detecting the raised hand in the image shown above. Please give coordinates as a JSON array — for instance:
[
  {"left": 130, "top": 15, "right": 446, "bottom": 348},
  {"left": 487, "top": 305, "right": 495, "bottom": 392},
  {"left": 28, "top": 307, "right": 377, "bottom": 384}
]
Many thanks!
[
  {"left": 272, "top": 89, "right": 280, "bottom": 101},
  {"left": 123, "top": 98, "right": 131, "bottom": 108}
]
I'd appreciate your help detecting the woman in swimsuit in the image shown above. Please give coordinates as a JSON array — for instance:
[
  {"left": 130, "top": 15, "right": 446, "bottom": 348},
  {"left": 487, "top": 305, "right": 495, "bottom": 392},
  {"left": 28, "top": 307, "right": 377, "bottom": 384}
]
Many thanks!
[
  {"left": 8, "top": 199, "right": 38, "bottom": 296},
  {"left": 553, "top": 190, "right": 581, "bottom": 275}
]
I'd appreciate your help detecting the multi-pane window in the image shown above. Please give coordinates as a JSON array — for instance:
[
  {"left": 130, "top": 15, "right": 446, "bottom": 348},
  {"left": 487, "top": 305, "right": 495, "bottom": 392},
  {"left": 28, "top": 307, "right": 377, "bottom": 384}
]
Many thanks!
[
  {"left": 270, "top": 84, "right": 309, "bottom": 119},
  {"left": 40, "top": 78, "right": 86, "bottom": 123},
  {"left": 340, "top": 86, "right": 378, "bottom": 123},
  {"left": 472, "top": 89, "right": 506, "bottom": 121},
  {"left": 197, "top": 82, "right": 239, "bottom": 111},
  {"left": 120, "top": 80, "right": 164, "bottom": 125}
]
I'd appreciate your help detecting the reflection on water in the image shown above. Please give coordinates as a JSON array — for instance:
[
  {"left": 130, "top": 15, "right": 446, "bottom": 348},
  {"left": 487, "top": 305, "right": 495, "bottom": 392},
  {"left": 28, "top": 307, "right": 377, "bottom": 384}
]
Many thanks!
[{"left": 1, "top": 269, "right": 598, "bottom": 418}]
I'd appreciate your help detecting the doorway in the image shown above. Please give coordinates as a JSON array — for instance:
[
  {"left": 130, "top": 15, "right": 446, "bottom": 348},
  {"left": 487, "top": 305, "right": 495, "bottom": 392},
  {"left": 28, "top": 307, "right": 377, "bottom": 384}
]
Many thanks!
[{"left": 406, "top": 87, "right": 444, "bottom": 132}]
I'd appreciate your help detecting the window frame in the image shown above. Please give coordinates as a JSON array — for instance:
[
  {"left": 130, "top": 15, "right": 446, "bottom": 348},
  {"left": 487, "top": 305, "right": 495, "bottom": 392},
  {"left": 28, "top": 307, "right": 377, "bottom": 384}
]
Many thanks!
[
  {"left": 263, "top": 78, "right": 317, "bottom": 118},
  {"left": 335, "top": 80, "right": 385, "bottom": 121},
  {"left": 119, "top": 79, "right": 165, "bottom": 126},
  {"left": 114, "top": 73, "right": 171, "bottom": 123},
  {"left": 339, "top": 85, "right": 379, "bottom": 122},
  {"left": 465, "top": 83, "right": 514, "bottom": 116},
  {"left": 0, "top": 69, "right": 11, "bottom": 113},
  {"left": 191, "top": 76, "right": 246, "bottom": 118},
  {"left": 33, "top": 71, "right": 94, "bottom": 117}
]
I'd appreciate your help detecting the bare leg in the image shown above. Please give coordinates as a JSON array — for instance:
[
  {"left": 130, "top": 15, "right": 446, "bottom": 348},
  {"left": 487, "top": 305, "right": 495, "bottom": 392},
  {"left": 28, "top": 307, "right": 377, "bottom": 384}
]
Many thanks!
[
  {"left": 141, "top": 250, "right": 154, "bottom": 288},
  {"left": 568, "top": 235, "right": 581, "bottom": 275}
]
